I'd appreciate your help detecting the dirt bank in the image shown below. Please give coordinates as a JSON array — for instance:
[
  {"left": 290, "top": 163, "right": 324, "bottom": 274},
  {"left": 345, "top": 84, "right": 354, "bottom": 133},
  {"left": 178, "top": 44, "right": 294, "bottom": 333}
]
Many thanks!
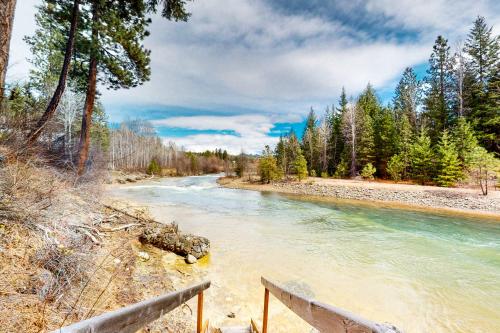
[{"left": 218, "top": 177, "right": 500, "bottom": 220}]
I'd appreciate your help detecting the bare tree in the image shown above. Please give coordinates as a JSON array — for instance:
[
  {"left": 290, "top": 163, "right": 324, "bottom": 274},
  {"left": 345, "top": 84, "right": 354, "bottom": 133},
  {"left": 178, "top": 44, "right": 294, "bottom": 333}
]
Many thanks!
[
  {"left": 342, "top": 103, "right": 358, "bottom": 177},
  {"left": 27, "top": 0, "right": 81, "bottom": 144}
]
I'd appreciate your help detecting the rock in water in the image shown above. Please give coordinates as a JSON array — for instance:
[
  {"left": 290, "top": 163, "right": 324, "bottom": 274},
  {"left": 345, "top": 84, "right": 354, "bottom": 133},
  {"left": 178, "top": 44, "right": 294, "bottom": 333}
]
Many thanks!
[
  {"left": 139, "top": 224, "right": 210, "bottom": 259},
  {"left": 185, "top": 254, "right": 197, "bottom": 264}
]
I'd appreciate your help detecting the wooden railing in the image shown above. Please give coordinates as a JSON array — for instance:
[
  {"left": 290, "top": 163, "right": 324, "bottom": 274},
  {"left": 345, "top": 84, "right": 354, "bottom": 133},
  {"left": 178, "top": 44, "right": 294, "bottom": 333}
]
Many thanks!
[
  {"left": 261, "top": 277, "right": 402, "bottom": 333},
  {"left": 52, "top": 280, "right": 211, "bottom": 333}
]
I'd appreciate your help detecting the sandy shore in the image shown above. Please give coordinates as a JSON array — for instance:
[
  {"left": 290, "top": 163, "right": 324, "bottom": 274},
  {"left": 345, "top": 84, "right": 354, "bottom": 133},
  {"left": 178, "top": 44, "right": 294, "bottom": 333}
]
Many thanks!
[{"left": 218, "top": 177, "right": 500, "bottom": 220}]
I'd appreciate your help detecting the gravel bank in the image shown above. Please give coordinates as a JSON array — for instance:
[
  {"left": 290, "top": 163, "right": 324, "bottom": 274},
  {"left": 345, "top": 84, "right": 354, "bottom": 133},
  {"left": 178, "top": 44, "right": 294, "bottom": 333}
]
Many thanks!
[{"left": 219, "top": 177, "right": 500, "bottom": 218}]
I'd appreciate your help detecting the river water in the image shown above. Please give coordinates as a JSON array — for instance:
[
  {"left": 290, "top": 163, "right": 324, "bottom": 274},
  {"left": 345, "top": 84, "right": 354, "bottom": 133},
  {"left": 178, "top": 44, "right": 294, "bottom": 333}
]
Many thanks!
[{"left": 107, "top": 175, "right": 500, "bottom": 332}]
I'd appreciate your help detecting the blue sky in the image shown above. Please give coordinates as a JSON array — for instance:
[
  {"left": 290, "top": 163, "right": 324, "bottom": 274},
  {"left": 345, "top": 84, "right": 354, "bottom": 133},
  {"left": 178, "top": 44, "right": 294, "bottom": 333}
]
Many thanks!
[{"left": 8, "top": 0, "right": 500, "bottom": 153}]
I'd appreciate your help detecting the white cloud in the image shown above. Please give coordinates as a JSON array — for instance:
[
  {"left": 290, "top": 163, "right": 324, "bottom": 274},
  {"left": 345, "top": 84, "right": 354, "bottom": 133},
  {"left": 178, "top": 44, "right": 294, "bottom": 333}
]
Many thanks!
[{"left": 155, "top": 114, "right": 278, "bottom": 154}]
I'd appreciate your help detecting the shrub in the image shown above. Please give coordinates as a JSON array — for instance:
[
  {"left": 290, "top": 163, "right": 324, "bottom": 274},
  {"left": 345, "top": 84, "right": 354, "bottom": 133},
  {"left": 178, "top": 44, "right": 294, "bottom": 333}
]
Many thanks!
[
  {"left": 334, "top": 159, "right": 348, "bottom": 178},
  {"left": 258, "top": 155, "right": 281, "bottom": 183},
  {"left": 293, "top": 154, "right": 308, "bottom": 181},
  {"left": 361, "top": 163, "right": 376, "bottom": 180},
  {"left": 321, "top": 171, "right": 329, "bottom": 178},
  {"left": 147, "top": 158, "right": 161, "bottom": 175},
  {"left": 387, "top": 154, "right": 405, "bottom": 181},
  {"left": 310, "top": 169, "right": 317, "bottom": 177}
]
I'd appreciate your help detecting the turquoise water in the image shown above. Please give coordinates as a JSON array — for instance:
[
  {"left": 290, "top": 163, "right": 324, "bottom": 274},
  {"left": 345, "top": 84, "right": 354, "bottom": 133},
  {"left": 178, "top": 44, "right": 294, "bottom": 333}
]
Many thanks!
[{"left": 108, "top": 175, "right": 500, "bottom": 332}]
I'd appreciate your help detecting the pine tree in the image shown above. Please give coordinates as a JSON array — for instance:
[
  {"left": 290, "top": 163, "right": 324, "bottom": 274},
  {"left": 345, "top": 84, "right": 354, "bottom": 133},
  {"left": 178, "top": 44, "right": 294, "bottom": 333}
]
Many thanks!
[
  {"left": 286, "top": 130, "right": 302, "bottom": 174},
  {"left": 464, "top": 16, "right": 500, "bottom": 154},
  {"left": 410, "top": 128, "right": 435, "bottom": 184},
  {"left": 293, "top": 151, "right": 308, "bottom": 181},
  {"left": 275, "top": 134, "right": 287, "bottom": 175},
  {"left": 356, "top": 84, "right": 378, "bottom": 169},
  {"left": 452, "top": 116, "right": 478, "bottom": 169},
  {"left": 464, "top": 16, "right": 499, "bottom": 88},
  {"left": 423, "top": 36, "right": 455, "bottom": 143},
  {"left": 395, "top": 114, "right": 413, "bottom": 178},
  {"left": 393, "top": 67, "right": 421, "bottom": 127},
  {"left": 302, "top": 108, "right": 319, "bottom": 174},
  {"left": 387, "top": 154, "right": 405, "bottom": 181},
  {"left": 374, "top": 107, "right": 396, "bottom": 177},
  {"left": 435, "top": 130, "right": 463, "bottom": 187}
]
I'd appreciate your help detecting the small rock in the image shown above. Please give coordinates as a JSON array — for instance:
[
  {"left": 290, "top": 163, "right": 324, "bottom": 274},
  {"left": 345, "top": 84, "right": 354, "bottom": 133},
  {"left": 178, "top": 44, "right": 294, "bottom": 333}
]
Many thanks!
[
  {"left": 117, "top": 179, "right": 126, "bottom": 184},
  {"left": 138, "top": 251, "right": 150, "bottom": 261},
  {"left": 227, "top": 312, "right": 236, "bottom": 318},
  {"left": 126, "top": 177, "right": 137, "bottom": 183},
  {"left": 185, "top": 254, "right": 197, "bottom": 264},
  {"left": 113, "top": 258, "right": 121, "bottom": 265}
]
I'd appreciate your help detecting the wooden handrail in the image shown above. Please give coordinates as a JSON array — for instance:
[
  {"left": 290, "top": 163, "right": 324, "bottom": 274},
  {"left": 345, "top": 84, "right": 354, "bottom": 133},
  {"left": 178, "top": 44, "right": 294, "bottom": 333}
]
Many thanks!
[
  {"left": 52, "top": 280, "right": 211, "bottom": 333},
  {"left": 261, "top": 277, "right": 401, "bottom": 333}
]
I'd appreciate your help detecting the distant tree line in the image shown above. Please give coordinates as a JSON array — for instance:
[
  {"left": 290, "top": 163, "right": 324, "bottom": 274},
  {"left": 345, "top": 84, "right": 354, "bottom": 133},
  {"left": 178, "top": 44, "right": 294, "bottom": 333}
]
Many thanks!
[
  {"left": 110, "top": 120, "right": 232, "bottom": 176},
  {"left": 257, "top": 17, "right": 499, "bottom": 191}
]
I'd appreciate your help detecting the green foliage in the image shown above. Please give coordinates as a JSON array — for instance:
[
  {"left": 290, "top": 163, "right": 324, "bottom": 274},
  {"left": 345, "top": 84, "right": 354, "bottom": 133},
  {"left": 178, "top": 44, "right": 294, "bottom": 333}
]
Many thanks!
[
  {"left": 410, "top": 128, "right": 435, "bottom": 184},
  {"left": 395, "top": 115, "right": 413, "bottom": 178},
  {"left": 302, "top": 108, "right": 320, "bottom": 174},
  {"left": 293, "top": 152, "right": 308, "bottom": 181},
  {"left": 321, "top": 171, "right": 329, "bottom": 178},
  {"left": 147, "top": 158, "right": 161, "bottom": 175},
  {"left": 452, "top": 117, "right": 478, "bottom": 169},
  {"left": 333, "top": 159, "right": 349, "bottom": 178},
  {"left": 360, "top": 163, "right": 376, "bottom": 180},
  {"left": 258, "top": 146, "right": 282, "bottom": 183},
  {"left": 424, "top": 35, "right": 455, "bottom": 143},
  {"left": 387, "top": 154, "right": 405, "bottom": 181},
  {"left": 393, "top": 67, "right": 421, "bottom": 127},
  {"left": 235, "top": 154, "right": 248, "bottom": 178},
  {"left": 373, "top": 107, "right": 396, "bottom": 177},
  {"left": 435, "top": 130, "right": 463, "bottom": 187}
]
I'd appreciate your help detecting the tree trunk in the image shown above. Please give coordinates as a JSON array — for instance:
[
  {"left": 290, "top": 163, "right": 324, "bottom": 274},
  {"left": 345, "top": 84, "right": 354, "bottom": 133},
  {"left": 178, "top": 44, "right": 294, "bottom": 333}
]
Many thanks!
[
  {"left": 0, "top": 0, "right": 17, "bottom": 101},
  {"left": 27, "top": 0, "right": 80, "bottom": 144},
  {"left": 77, "top": 1, "right": 98, "bottom": 175}
]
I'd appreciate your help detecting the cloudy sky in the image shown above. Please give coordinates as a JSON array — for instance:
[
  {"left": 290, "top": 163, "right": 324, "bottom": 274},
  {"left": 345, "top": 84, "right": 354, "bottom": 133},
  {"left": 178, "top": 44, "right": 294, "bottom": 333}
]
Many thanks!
[{"left": 7, "top": 0, "right": 500, "bottom": 153}]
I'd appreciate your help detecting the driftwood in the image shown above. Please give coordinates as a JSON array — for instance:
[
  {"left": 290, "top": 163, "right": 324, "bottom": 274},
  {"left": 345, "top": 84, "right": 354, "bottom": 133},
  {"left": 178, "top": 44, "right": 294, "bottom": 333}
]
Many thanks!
[{"left": 139, "top": 224, "right": 210, "bottom": 259}]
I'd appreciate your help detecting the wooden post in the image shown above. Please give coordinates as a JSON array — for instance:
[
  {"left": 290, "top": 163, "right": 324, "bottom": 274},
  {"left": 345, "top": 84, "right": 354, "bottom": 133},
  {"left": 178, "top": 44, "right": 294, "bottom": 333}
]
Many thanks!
[
  {"left": 262, "top": 288, "right": 269, "bottom": 333},
  {"left": 197, "top": 291, "right": 204, "bottom": 333}
]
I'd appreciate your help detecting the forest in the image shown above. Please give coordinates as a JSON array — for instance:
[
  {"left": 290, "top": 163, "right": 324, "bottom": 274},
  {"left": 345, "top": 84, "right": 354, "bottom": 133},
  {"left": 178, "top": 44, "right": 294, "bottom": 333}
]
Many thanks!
[{"left": 257, "top": 17, "right": 499, "bottom": 191}]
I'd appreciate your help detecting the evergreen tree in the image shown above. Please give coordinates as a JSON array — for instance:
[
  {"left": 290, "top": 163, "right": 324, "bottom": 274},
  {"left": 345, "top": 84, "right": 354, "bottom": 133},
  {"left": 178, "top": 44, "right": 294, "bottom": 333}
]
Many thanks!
[
  {"left": 464, "top": 16, "right": 499, "bottom": 88},
  {"left": 286, "top": 130, "right": 302, "bottom": 174},
  {"left": 423, "top": 36, "right": 455, "bottom": 142},
  {"left": 387, "top": 154, "right": 405, "bottom": 181},
  {"left": 395, "top": 114, "right": 413, "bottom": 178},
  {"left": 435, "top": 130, "right": 463, "bottom": 187},
  {"left": 464, "top": 16, "right": 500, "bottom": 154},
  {"left": 410, "top": 127, "right": 435, "bottom": 184},
  {"left": 341, "top": 103, "right": 358, "bottom": 177},
  {"left": 452, "top": 116, "right": 478, "bottom": 169},
  {"left": 393, "top": 67, "right": 421, "bottom": 127},
  {"left": 356, "top": 84, "right": 378, "bottom": 168},
  {"left": 275, "top": 134, "right": 288, "bottom": 175},
  {"left": 302, "top": 108, "right": 319, "bottom": 174},
  {"left": 374, "top": 106, "right": 396, "bottom": 177},
  {"left": 293, "top": 151, "right": 308, "bottom": 181}
]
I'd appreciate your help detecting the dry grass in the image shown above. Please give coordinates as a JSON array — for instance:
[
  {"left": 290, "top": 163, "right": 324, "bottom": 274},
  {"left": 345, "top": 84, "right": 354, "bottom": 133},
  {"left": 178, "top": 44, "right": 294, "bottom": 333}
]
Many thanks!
[{"left": 0, "top": 146, "right": 199, "bottom": 332}]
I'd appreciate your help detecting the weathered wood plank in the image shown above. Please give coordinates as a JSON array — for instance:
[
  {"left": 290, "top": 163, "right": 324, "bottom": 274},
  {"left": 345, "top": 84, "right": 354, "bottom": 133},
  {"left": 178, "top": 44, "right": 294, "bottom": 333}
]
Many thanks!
[
  {"left": 261, "top": 277, "right": 401, "bottom": 333},
  {"left": 52, "top": 280, "right": 211, "bottom": 333}
]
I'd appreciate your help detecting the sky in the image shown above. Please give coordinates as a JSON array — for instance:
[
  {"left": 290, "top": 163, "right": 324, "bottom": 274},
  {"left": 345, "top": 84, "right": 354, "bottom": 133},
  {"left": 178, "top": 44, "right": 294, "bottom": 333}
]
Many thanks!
[{"left": 7, "top": 0, "right": 500, "bottom": 154}]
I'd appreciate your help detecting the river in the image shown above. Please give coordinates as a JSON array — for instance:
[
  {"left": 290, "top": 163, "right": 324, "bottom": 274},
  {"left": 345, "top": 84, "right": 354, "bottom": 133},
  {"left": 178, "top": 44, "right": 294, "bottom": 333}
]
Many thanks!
[{"left": 107, "top": 175, "right": 500, "bottom": 332}]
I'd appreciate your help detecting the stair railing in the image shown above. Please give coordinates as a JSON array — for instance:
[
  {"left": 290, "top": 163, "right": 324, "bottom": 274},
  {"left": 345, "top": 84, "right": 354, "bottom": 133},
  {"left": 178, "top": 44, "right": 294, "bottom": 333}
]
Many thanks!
[
  {"left": 260, "top": 277, "right": 401, "bottom": 333},
  {"left": 52, "top": 280, "right": 211, "bottom": 333}
]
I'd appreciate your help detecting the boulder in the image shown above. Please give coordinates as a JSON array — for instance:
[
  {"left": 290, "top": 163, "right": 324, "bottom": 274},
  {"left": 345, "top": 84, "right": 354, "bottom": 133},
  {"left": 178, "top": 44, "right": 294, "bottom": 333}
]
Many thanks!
[
  {"left": 185, "top": 254, "right": 197, "bottom": 264},
  {"left": 139, "top": 223, "right": 210, "bottom": 259}
]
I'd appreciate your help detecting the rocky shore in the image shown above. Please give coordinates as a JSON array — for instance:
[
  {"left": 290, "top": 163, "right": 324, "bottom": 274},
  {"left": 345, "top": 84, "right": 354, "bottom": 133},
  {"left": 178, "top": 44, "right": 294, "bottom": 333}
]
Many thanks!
[{"left": 219, "top": 177, "right": 500, "bottom": 218}]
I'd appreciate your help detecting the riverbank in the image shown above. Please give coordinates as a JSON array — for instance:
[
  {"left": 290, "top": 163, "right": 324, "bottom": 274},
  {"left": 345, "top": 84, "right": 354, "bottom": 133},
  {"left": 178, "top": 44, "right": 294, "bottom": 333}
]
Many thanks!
[
  {"left": 218, "top": 177, "right": 500, "bottom": 219},
  {"left": 0, "top": 151, "right": 202, "bottom": 332}
]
